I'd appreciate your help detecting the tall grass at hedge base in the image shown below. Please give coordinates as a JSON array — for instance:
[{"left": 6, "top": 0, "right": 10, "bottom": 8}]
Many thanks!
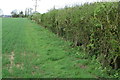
[{"left": 29, "top": 2, "right": 120, "bottom": 71}]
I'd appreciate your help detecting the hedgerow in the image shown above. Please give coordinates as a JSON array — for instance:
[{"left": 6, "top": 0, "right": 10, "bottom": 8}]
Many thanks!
[{"left": 29, "top": 2, "right": 120, "bottom": 70}]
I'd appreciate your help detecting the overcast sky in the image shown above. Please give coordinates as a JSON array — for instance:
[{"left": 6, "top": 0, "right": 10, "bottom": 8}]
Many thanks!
[{"left": 0, "top": 0, "right": 118, "bottom": 15}]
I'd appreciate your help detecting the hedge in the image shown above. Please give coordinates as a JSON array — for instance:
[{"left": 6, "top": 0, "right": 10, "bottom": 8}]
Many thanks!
[{"left": 29, "top": 2, "right": 120, "bottom": 69}]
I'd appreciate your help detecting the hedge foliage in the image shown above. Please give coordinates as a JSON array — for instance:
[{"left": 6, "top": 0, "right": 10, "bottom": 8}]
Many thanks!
[{"left": 29, "top": 2, "right": 120, "bottom": 69}]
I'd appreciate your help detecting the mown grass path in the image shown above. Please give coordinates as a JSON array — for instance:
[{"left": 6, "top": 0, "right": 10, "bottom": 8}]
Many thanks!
[{"left": 2, "top": 18, "right": 108, "bottom": 78}]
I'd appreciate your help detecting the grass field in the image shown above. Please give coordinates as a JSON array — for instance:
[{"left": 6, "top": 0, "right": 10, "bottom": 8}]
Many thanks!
[
  {"left": 0, "top": 18, "right": 2, "bottom": 79},
  {"left": 2, "top": 18, "right": 109, "bottom": 78}
]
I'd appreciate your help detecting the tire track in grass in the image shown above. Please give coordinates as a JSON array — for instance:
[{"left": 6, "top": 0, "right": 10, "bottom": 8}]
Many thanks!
[
  {"left": 22, "top": 19, "right": 95, "bottom": 78},
  {"left": 9, "top": 51, "right": 14, "bottom": 73}
]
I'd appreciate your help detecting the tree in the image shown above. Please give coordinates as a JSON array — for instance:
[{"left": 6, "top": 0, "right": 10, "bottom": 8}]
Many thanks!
[
  {"left": 11, "top": 10, "right": 25, "bottom": 18},
  {"left": 11, "top": 9, "right": 19, "bottom": 17},
  {"left": 19, "top": 11, "right": 24, "bottom": 17},
  {"left": 0, "top": 9, "right": 3, "bottom": 17},
  {"left": 25, "top": 8, "right": 33, "bottom": 17}
]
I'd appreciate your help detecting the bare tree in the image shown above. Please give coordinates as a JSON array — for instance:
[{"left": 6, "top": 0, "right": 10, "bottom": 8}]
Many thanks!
[{"left": 25, "top": 8, "right": 33, "bottom": 17}]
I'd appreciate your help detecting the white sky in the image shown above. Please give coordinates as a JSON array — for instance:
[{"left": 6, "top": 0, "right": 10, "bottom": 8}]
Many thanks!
[{"left": 0, "top": 0, "right": 118, "bottom": 15}]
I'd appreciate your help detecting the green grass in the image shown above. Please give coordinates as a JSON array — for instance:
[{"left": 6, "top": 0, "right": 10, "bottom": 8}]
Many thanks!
[
  {"left": 2, "top": 18, "right": 109, "bottom": 78},
  {"left": 0, "top": 18, "right": 2, "bottom": 79}
]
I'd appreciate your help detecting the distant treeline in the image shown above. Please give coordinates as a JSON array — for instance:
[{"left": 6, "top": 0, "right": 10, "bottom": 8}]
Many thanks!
[
  {"left": 11, "top": 8, "right": 33, "bottom": 18},
  {"left": 29, "top": 2, "right": 120, "bottom": 70}
]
